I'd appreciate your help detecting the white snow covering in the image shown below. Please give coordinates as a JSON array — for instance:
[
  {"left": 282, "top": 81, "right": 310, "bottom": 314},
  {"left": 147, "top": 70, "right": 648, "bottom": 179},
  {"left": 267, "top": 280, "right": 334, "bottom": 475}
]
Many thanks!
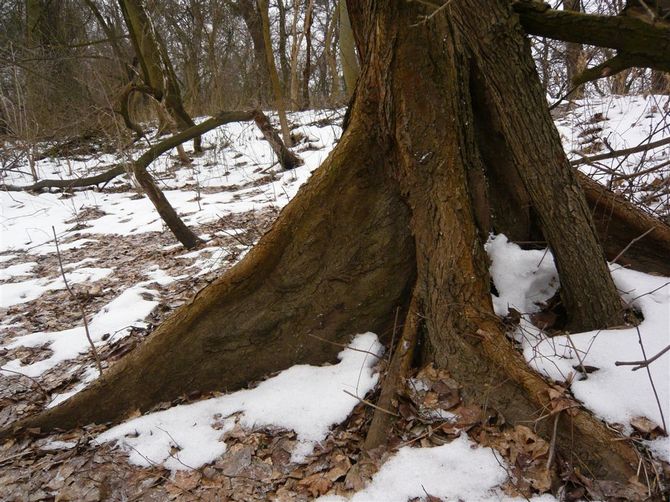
[
  {"left": 318, "top": 435, "right": 556, "bottom": 502},
  {"left": 0, "top": 266, "right": 113, "bottom": 308},
  {"left": 0, "top": 261, "right": 37, "bottom": 280},
  {"left": 556, "top": 94, "right": 669, "bottom": 215},
  {"left": 487, "top": 234, "right": 670, "bottom": 462},
  {"left": 1, "top": 285, "right": 157, "bottom": 377},
  {"left": 0, "top": 110, "right": 339, "bottom": 254},
  {"left": 95, "top": 333, "right": 383, "bottom": 471},
  {"left": 319, "top": 435, "right": 507, "bottom": 502}
]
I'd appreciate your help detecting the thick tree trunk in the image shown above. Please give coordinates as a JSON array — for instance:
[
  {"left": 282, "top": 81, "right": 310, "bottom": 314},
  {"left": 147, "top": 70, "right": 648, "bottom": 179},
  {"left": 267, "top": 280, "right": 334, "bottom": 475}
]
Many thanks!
[
  {"left": 5, "top": 113, "right": 415, "bottom": 435},
  {"left": 6, "top": 0, "right": 656, "bottom": 487}
]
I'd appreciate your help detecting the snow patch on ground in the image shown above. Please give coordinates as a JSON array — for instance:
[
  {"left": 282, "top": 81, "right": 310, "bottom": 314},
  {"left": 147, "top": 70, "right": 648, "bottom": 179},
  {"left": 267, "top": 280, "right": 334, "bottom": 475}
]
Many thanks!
[
  {"left": 0, "top": 267, "right": 113, "bottom": 308},
  {"left": 487, "top": 234, "right": 670, "bottom": 461},
  {"left": 1, "top": 285, "right": 157, "bottom": 377},
  {"left": 318, "top": 435, "right": 556, "bottom": 502},
  {"left": 95, "top": 333, "right": 383, "bottom": 471}
]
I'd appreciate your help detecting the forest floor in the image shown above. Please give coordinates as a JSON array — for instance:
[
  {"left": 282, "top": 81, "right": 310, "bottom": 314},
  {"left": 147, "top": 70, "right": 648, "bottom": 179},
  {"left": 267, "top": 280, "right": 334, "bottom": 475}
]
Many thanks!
[{"left": 0, "top": 96, "right": 669, "bottom": 501}]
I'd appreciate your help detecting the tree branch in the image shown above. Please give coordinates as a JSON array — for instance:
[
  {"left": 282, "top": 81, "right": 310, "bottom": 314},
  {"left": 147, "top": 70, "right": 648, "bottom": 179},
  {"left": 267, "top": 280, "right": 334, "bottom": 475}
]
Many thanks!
[
  {"left": 513, "top": 1, "right": 670, "bottom": 73},
  {"left": 571, "top": 135, "right": 670, "bottom": 167}
]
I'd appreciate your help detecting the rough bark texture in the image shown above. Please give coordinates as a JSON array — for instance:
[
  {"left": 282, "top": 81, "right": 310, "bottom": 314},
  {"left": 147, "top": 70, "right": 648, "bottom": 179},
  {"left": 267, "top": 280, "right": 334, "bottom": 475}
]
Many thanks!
[
  {"left": 6, "top": 0, "right": 660, "bottom": 486},
  {"left": 455, "top": 1, "right": 625, "bottom": 331}
]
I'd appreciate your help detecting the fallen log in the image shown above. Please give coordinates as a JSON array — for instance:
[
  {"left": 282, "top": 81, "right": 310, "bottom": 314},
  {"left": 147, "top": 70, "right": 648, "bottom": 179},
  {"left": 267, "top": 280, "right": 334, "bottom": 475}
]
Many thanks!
[{"left": 579, "top": 172, "right": 670, "bottom": 275}]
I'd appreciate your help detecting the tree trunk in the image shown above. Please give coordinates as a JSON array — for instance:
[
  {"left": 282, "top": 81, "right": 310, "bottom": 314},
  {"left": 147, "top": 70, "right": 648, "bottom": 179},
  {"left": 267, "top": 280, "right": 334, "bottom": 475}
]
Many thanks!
[
  {"left": 338, "top": 0, "right": 359, "bottom": 97},
  {"left": 564, "top": 0, "right": 585, "bottom": 99},
  {"left": 118, "top": 0, "right": 202, "bottom": 152},
  {"left": 231, "top": 0, "right": 272, "bottom": 105},
  {"left": 301, "top": 0, "right": 314, "bottom": 109},
  {"left": 6, "top": 0, "right": 654, "bottom": 486},
  {"left": 259, "top": 0, "right": 293, "bottom": 146}
]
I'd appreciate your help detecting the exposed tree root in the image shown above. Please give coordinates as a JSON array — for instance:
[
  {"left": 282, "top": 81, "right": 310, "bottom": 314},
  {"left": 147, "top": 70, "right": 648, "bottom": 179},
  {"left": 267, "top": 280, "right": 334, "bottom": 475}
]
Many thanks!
[
  {"left": 364, "top": 291, "right": 421, "bottom": 451},
  {"left": 0, "top": 118, "right": 415, "bottom": 439}
]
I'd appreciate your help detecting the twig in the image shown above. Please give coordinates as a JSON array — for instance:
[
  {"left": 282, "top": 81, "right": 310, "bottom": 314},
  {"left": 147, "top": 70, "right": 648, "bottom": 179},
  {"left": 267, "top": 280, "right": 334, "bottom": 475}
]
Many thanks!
[
  {"left": 411, "top": 0, "right": 456, "bottom": 25},
  {"left": 343, "top": 389, "right": 399, "bottom": 417},
  {"left": 52, "top": 226, "right": 103, "bottom": 376},
  {"left": 565, "top": 332, "right": 589, "bottom": 379},
  {"left": 0, "top": 367, "right": 50, "bottom": 400},
  {"left": 611, "top": 227, "right": 655, "bottom": 266},
  {"left": 305, "top": 332, "right": 382, "bottom": 359},
  {"left": 388, "top": 306, "right": 401, "bottom": 364},
  {"left": 615, "top": 344, "right": 670, "bottom": 371},
  {"left": 570, "top": 135, "right": 670, "bottom": 167},
  {"left": 546, "top": 412, "right": 560, "bottom": 470},
  {"left": 633, "top": 326, "right": 667, "bottom": 434}
]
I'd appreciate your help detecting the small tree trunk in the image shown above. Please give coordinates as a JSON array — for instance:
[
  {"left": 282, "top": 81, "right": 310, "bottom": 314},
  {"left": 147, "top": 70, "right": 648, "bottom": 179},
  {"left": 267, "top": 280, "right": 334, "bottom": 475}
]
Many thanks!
[
  {"left": 301, "top": 0, "right": 314, "bottom": 109},
  {"left": 231, "top": 0, "right": 272, "bottom": 104},
  {"left": 118, "top": 0, "right": 202, "bottom": 152},
  {"left": 338, "top": 0, "right": 359, "bottom": 97},
  {"left": 132, "top": 164, "right": 202, "bottom": 249},
  {"left": 323, "top": 8, "right": 342, "bottom": 104},
  {"left": 564, "top": 0, "right": 585, "bottom": 99},
  {"left": 288, "top": 0, "right": 302, "bottom": 109},
  {"left": 259, "top": 0, "right": 293, "bottom": 147},
  {"left": 252, "top": 110, "right": 303, "bottom": 169}
]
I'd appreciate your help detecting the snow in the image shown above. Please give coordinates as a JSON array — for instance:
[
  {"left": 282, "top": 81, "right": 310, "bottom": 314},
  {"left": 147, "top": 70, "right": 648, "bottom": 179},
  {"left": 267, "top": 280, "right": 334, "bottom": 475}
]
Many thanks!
[
  {"left": 0, "top": 267, "right": 113, "bottom": 308},
  {"left": 487, "top": 234, "right": 670, "bottom": 461},
  {"left": 0, "top": 261, "right": 37, "bottom": 280},
  {"left": 556, "top": 94, "right": 670, "bottom": 216},
  {"left": 95, "top": 333, "right": 383, "bottom": 471},
  {"left": 319, "top": 435, "right": 507, "bottom": 502},
  {"left": 1, "top": 285, "right": 157, "bottom": 377}
]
